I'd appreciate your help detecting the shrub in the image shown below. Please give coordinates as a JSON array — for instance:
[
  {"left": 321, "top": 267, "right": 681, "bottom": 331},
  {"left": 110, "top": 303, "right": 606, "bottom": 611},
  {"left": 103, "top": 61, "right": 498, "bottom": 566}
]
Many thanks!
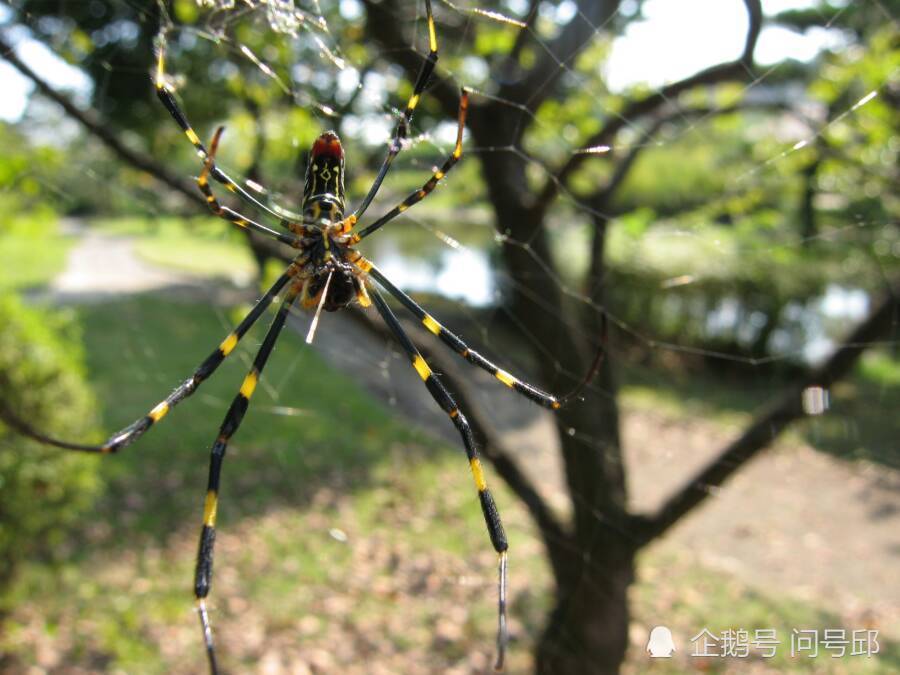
[{"left": 0, "top": 296, "right": 101, "bottom": 588}]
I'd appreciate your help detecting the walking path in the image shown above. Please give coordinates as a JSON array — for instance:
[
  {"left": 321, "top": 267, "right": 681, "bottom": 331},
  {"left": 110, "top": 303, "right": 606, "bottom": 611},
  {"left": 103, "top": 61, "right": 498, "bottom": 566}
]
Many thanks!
[{"left": 49, "top": 226, "right": 900, "bottom": 639}]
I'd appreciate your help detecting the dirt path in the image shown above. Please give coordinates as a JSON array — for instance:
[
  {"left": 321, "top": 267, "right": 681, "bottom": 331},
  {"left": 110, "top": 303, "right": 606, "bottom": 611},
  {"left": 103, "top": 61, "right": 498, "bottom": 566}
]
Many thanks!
[{"left": 50, "top": 226, "right": 900, "bottom": 639}]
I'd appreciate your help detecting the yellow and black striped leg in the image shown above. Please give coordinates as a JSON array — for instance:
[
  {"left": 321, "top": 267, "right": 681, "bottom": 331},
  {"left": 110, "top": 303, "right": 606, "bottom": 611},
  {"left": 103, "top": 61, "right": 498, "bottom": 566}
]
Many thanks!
[
  {"left": 362, "top": 262, "right": 562, "bottom": 411},
  {"left": 155, "top": 46, "right": 297, "bottom": 226},
  {"left": 350, "top": 0, "right": 439, "bottom": 221},
  {"left": 193, "top": 287, "right": 299, "bottom": 674},
  {"left": 369, "top": 287, "right": 509, "bottom": 670},
  {"left": 189, "top": 127, "right": 308, "bottom": 249},
  {"left": 355, "top": 88, "right": 469, "bottom": 241},
  {"left": 0, "top": 269, "right": 297, "bottom": 455}
]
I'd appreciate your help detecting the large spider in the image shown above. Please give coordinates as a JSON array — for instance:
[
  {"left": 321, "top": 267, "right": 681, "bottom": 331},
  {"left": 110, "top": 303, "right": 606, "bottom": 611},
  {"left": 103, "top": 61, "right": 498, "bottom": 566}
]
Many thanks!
[{"left": 4, "top": 1, "right": 604, "bottom": 671}]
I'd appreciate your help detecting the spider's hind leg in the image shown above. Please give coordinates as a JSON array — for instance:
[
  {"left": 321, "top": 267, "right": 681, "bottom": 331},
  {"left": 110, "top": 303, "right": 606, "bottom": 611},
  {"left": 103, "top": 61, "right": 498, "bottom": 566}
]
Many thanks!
[
  {"left": 368, "top": 285, "right": 509, "bottom": 670},
  {"left": 191, "top": 286, "right": 299, "bottom": 674}
]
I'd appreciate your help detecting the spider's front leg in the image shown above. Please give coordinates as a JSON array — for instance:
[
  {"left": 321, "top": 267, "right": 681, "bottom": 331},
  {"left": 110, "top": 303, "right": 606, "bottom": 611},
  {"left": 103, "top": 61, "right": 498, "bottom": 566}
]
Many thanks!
[
  {"left": 349, "top": 0, "right": 440, "bottom": 222},
  {"left": 154, "top": 44, "right": 296, "bottom": 226},
  {"left": 368, "top": 285, "right": 509, "bottom": 670},
  {"left": 187, "top": 126, "right": 312, "bottom": 248}
]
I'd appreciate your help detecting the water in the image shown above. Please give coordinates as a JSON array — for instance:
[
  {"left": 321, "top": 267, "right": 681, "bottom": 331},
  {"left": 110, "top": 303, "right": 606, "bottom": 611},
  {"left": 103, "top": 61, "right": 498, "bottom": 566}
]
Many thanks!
[{"left": 371, "top": 228, "right": 871, "bottom": 366}]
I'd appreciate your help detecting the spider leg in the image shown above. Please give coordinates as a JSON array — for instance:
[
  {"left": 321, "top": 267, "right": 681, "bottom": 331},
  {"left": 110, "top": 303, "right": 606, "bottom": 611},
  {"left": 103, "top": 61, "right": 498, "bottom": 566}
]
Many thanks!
[
  {"left": 369, "top": 285, "right": 509, "bottom": 670},
  {"left": 193, "top": 285, "right": 299, "bottom": 675},
  {"left": 0, "top": 267, "right": 300, "bottom": 454},
  {"left": 353, "top": 88, "right": 468, "bottom": 241},
  {"left": 155, "top": 47, "right": 298, "bottom": 227},
  {"left": 196, "top": 127, "right": 312, "bottom": 247},
  {"left": 357, "top": 260, "right": 601, "bottom": 412},
  {"left": 349, "top": 0, "right": 439, "bottom": 222}
]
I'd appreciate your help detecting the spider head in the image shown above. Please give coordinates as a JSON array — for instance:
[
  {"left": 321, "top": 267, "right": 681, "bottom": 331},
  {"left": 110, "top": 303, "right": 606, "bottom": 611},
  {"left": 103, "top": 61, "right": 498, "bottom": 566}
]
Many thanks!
[{"left": 303, "top": 131, "right": 345, "bottom": 218}]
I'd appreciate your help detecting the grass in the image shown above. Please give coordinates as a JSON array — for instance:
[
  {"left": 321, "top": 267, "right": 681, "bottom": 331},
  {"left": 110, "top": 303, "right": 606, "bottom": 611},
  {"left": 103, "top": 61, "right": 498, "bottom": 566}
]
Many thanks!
[
  {"left": 3, "top": 293, "right": 898, "bottom": 673},
  {"left": 0, "top": 211, "right": 74, "bottom": 293},
  {"left": 628, "top": 548, "right": 899, "bottom": 674},
  {"left": 92, "top": 216, "right": 257, "bottom": 281}
]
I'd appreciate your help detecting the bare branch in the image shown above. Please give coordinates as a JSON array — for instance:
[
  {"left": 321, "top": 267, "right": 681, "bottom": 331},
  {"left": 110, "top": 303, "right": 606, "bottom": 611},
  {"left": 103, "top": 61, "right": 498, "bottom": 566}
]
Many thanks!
[
  {"left": 501, "top": 0, "right": 621, "bottom": 112},
  {"left": 535, "top": 0, "right": 763, "bottom": 213},
  {"left": 0, "top": 32, "right": 203, "bottom": 209},
  {"left": 587, "top": 99, "right": 788, "bottom": 211},
  {"left": 502, "top": 0, "right": 542, "bottom": 73},
  {"left": 637, "top": 279, "right": 900, "bottom": 546},
  {"left": 361, "top": 0, "right": 459, "bottom": 118},
  {"left": 0, "top": 31, "right": 291, "bottom": 264}
]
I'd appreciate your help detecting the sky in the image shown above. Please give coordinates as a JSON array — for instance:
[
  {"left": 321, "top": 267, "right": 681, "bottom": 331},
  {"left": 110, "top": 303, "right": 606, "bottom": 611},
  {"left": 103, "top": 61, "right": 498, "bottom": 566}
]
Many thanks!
[{"left": 0, "top": 0, "right": 840, "bottom": 123}]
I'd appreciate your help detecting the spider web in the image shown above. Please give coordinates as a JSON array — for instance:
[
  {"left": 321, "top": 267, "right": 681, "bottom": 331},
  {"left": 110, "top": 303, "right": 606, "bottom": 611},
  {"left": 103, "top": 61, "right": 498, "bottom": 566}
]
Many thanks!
[{"left": 4, "top": 0, "right": 899, "bottom": 671}]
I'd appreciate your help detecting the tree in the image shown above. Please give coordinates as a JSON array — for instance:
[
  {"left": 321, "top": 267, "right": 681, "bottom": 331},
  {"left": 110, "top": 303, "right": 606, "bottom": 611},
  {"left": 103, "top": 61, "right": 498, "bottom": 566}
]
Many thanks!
[{"left": 1, "top": 0, "right": 897, "bottom": 672}]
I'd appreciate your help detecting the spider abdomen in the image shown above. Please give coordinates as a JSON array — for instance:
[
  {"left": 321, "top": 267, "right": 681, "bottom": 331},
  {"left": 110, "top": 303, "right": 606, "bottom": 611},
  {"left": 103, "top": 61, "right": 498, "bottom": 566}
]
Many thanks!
[{"left": 302, "top": 260, "right": 362, "bottom": 312}]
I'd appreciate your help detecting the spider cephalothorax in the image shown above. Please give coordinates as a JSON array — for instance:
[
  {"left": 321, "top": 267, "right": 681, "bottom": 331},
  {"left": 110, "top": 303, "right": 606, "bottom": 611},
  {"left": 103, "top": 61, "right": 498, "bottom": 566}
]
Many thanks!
[
  {"left": 295, "top": 131, "right": 369, "bottom": 311},
  {"left": 303, "top": 130, "right": 346, "bottom": 222}
]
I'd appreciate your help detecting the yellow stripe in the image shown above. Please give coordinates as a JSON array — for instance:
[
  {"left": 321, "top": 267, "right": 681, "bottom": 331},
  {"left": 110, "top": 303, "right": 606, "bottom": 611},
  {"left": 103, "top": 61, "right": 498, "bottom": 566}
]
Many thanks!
[
  {"left": 422, "top": 314, "right": 441, "bottom": 335},
  {"left": 149, "top": 401, "right": 169, "bottom": 422},
  {"left": 240, "top": 371, "right": 258, "bottom": 398},
  {"left": 495, "top": 369, "right": 516, "bottom": 388},
  {"left": 356, "top": 285, "right": 372, "bottom": 308},
  {"left": 428, "top": 16, "right": 438, "bottom": 52},
  {"left": 398, "top": 204, "right": 408, "bottom": 212},
  {"left": 219, "top": 332, "right": 238, "bottom": 356},
  {"left": 434, "top": 170, "right": 445, "bottom": 180},
  {"left": 408, "top": 94, "right": 420, "bottom": 111},
  {"left": 186, "top": 128, "right": 201, "bottom": 145},
  {"left": 412, "top": 355, "right": 431, "bottom": 381},
  {"left": 470, "top": 458, "right": 487, "bottom": 492},
  {"left": 551, "top": 400, "right": 561, "bottom": 410},
  {"left": 203, "top": 490, "right": 218, "bottom": 527},
  {"left": 156, "top": 51, "right": 165, "bottom": 88}
]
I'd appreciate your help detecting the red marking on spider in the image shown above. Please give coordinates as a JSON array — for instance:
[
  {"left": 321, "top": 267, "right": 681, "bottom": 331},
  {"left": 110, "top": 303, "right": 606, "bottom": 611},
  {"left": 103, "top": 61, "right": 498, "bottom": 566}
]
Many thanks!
[{"left": 312, "top": 131, "right": 344, "bottom": 160}]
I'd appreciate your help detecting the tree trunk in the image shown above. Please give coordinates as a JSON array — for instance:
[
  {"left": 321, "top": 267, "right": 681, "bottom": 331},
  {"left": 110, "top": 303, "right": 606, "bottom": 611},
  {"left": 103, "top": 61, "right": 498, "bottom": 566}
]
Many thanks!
[
  {"left": 536, "top": 536, "right": 633, "bottom": 675},
  {"left": 471, "top": 106, "right": 631, "bottom": 673}
]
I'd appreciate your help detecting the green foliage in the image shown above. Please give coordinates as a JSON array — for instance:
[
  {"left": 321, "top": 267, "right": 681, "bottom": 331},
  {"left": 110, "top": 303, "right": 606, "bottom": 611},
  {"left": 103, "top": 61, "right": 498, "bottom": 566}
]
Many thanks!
[
  {"left": 0, "top": 205, "right": 73, "bottom": 293},
  {"left": 15, "top": 0, "right": 163, "bottom": 129},
  {"left": 0, "top": 296, "right": 101, "bottom": 588}
]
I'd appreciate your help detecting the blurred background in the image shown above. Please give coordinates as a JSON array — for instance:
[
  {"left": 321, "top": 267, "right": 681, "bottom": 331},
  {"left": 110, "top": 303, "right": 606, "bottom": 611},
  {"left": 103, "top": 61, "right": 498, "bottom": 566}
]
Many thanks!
[{"left": 0, "top": 0, "right": 898, "bottom": 673}]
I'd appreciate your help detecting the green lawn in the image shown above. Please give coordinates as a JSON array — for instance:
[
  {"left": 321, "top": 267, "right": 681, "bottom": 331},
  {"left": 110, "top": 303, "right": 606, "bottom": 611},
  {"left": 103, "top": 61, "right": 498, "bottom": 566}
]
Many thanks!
[
  {"left": 93, "top": 216, "right": 257, "bottom": 279},
  {"left": 0, "top": 211, "right": 74, "bottom": 293},
  {"left": 3, "top": 294, "right": 897, "bottom": 673}
]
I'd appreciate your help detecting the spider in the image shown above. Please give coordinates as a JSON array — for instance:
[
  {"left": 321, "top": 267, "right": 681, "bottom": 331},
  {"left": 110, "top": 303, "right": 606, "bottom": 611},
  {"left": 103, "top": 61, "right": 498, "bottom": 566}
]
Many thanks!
[{"left": 3, "top": 1, "right": 604, "bottom": 671}]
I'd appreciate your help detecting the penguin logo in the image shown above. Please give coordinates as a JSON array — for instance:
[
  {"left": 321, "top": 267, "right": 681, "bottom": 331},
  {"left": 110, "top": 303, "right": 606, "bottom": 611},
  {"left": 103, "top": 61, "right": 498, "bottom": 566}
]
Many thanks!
[{"left": 647, "top": 625, "right": 676, "bottom": 658}]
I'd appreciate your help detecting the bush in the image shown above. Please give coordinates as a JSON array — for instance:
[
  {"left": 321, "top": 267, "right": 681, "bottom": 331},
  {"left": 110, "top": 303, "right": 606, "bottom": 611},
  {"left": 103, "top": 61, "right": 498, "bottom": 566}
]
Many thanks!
[{"left": 0, "top": 296, "right": 101, "bottom": 588}]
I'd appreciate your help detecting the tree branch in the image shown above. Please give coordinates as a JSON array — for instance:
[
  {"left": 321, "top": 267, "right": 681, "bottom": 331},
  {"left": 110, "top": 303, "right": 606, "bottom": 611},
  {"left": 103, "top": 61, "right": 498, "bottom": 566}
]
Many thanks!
[
  {"left": 361, "top": 0, "right": 459, "bottom": 118},
  {"left": 587, "top": 100, "right": 789, "bottom": 212},
  {"left": 500, "top": 0, "right": 542, "bottom": 78},
  {"left": 0, "top": 32, "right": 203, "bottom": 209},
  {"left": 501, "top": 0, "right": 621, "bottom": 112},
  {"left": 535, "top": 0, "right": 763, "bottom": 213},
  {"left": 0, "top": 31, "right": 290, "bottom": 264},
  {"left": 636, "top": 279, "right": 900, "bottom": 546}
]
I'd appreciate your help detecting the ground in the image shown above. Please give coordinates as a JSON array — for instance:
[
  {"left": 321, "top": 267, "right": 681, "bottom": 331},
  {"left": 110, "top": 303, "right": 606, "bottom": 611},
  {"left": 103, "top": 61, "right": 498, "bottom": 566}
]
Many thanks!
[{"left": 6, "top": 222, "right": 897, "bottom": 673}]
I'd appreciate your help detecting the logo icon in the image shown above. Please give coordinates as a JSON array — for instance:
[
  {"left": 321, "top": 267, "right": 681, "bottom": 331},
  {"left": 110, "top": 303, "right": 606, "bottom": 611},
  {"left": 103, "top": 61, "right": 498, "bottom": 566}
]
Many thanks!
[{"left": 647, "top": 625, "right": 676, "bottom": 658}]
